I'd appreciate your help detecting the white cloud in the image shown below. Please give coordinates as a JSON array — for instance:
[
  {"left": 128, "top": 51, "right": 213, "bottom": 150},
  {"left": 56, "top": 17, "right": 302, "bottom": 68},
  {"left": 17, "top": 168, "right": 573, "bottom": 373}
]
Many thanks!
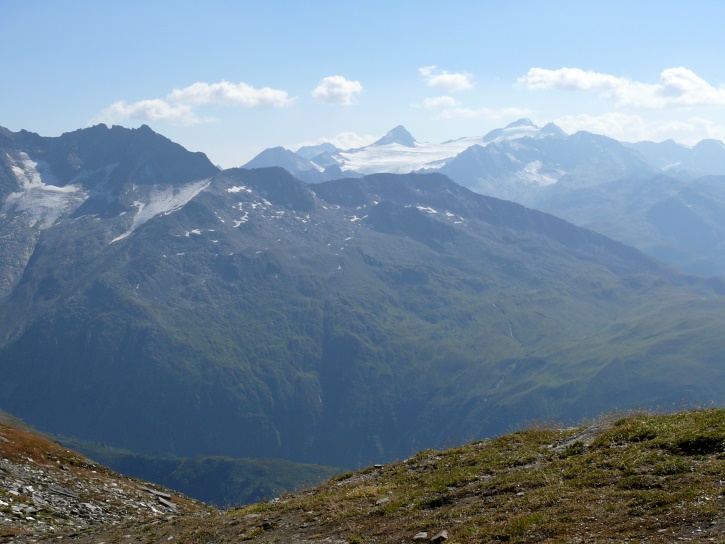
[
  {"left": 419, "top": 66, "right": 474, "bottom": 92},
  {"left": 418, "top": 96, "right": 461, "bottom": 109},
  {"left": 92, "top": 79, "right": 294, "bottom": 126},
  {"left": 555, "top": 112, "right": 725, "bottom": 144},
  {"left": 518, "top": 67, "right": 725, "bottom": 109},
  {"left": 519, "top": 67, "right": 623, "bottom": 92},
  {"left": 312, "top": 75, "right": 363, "bottom": 105},
  {"left": 167, "top": 80, "right": 294, "bottom": 108},
  {"left": 555, "top": 112, "right": 648, "bottom": 140},
  {"left": 436, "top": 106, "right": 532, "bottom": 121},
  {"left": 92, "top": 99, "right": 206, "bottom": 125}
]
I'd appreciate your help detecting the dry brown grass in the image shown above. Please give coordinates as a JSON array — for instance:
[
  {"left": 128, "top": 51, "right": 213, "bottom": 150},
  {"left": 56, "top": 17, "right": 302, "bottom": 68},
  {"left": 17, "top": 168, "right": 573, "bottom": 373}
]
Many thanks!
[{"left": 10, "top": 408, "right": 725, "bottom": 543}]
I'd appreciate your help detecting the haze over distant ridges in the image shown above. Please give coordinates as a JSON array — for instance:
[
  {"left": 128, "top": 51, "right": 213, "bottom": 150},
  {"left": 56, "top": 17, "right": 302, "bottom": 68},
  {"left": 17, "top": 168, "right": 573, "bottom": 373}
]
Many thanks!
[{"left": 245, "top": 119, "right": 725, "bottom": 276}]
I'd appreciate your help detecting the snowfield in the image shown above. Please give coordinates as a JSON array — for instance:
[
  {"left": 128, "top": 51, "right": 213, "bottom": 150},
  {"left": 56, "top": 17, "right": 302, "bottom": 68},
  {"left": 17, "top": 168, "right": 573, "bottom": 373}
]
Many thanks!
[
  {"left": 331, "top": 120, "right": 552, "bottom": 175},
  {"left": 111, "top": 178, "right": 211, "bottom": 243},
  {"left": 2, "top": 152, "right": 88, "bottom": 229},
  {"left": 336, "top": 140, "right": 478, "bottom": 174}
]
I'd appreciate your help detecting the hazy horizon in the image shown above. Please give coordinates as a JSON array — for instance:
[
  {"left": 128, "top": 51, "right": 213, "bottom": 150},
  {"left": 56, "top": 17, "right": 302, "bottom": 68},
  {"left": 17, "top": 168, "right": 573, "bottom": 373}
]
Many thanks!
[{"left": 4, "top": 1, "right": 725, "bottom": 167}]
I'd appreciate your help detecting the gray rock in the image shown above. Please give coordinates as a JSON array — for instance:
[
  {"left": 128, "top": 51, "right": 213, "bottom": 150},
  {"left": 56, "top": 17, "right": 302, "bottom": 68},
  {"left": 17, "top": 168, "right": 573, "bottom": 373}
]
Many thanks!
[
  {"left": 142, "top": 486, "right": 173, "bottom": 499},
  {"left": 46, "top": 483, "right": 79, "bottom": 499},
  {"left": 157, "top": 497, "right": 178, "bottom": 511},
  {"left": 431, "top": 530, "right": 449, "bottom": 543}
]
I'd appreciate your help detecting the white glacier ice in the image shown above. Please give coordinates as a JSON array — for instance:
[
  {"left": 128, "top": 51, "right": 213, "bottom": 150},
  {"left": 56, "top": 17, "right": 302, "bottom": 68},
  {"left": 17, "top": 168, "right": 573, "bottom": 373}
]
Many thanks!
[
  {"left": 2, "top": 152, "right": 88, "bottom": 229},
  {"left": 110, "top": 178, "right": 211, "bottom": 243},
  {"left": 330, "top": 120, "right": 556, "bottom": 175}
]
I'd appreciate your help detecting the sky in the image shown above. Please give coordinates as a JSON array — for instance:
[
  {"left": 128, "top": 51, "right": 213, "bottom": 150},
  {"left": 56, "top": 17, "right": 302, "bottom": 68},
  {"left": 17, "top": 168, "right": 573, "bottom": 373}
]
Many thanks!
[{"left": 4, "top": 1, "right": 725, "bottom": 167}]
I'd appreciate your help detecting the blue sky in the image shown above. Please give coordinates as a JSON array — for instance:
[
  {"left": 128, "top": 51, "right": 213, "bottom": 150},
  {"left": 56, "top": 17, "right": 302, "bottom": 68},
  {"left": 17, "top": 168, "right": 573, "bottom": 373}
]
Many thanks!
[{"left": 4, "top": 1, "right": 725, "bottom": 167}]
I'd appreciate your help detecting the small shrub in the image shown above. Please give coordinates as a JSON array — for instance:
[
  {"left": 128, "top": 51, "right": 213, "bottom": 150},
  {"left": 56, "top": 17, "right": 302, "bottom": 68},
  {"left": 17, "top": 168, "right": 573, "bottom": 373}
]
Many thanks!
[
  {"left": 652, "top": 457, "right": 689, "bottom": 475},
  {"left": 559, "top": 441, "right": 585, "bottom": 458},
  {"left": 671, "top": 436, "right": 723, "bottom": 456},
  {"left": 419, "top": 493, "right": 455, "bottom": 509}
]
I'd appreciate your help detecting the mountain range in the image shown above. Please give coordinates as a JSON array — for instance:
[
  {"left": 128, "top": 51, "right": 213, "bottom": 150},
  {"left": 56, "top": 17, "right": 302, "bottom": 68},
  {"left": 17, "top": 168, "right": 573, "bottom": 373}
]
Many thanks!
[
  {"left": 2, "top": 123, "right": 725, "bottom": 475},
  {"left": 246, "top": 120, "right": 725, "bottom": 276},
  {"left": 248, "top": 118, "right": 725, "bottom": 192}
]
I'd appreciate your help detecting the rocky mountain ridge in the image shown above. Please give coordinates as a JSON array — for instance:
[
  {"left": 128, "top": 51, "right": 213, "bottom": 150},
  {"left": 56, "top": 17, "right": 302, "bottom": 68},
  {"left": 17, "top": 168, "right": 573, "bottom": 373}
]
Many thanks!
[
  {"left": 244, "top": 119, "right": 725, "bottom": 197},
  {"left": 2, "top": 124, "right": 725, "bottom": 474},
  {"left": 244, "top": 120, "right": 725, "bottom": 278}
]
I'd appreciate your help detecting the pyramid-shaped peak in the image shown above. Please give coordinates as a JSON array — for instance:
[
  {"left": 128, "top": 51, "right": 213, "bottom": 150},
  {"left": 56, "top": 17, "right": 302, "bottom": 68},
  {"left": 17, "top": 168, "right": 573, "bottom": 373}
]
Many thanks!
[
  {"left": 693, "top": 139, "right": 725, "bottom": 151},
  {"left": 373, "top": 125, "right": 417, "bottom": 147},
  {"left": 242, "top": 146, "right": 317, "bottom": 172},
  {"left": 537, "top": 122, "right": 567, "bottom": 139}
]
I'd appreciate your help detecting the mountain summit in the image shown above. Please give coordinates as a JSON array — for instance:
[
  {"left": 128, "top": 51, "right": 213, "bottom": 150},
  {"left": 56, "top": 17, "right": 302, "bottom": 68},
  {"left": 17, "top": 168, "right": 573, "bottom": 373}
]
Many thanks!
[
  {"left": 242, "top": 146, "right": 321, "bottom": 176},
  {"left": 372, "top": 125, "right": 417, "bottom": 147},
  {"left": 480, "top": 118, "right": 543, "bottom": 144},
  {"left": 3, "top": 125, "right": 725, "bottom": 472},
  {"left": 240, "top": 119, "right": 573, "bottom": 179}
]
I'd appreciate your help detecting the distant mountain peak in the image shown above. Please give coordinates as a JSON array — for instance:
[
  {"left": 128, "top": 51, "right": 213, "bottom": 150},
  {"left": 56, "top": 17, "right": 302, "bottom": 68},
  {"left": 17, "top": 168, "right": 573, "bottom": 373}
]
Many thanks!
[
  {"left": 295, "top": 142, "right": 340, "bottom": 160},
  {"left": 263, "top": 146, "right": 291, "bottom": 155},
  {"left": 242, "top": 146, "right": 320, "bottom": 175},
  {"left": 246, "top": 146, "right": 298, "bottom": 162},
  {"left": 537, "top": 122, "right": 567, "bottom": 139},
  {"left": 373, "top": 125, "right": 417, "bottom": 147},
  {"left": 480, "top": 118, "right": 542, "bottom": 145},
  {"left": 504, "top": 118, "right": 536, "bottom": 129},
  {"left": 694, "top": 139, "right": 725, "bottom": 151}
]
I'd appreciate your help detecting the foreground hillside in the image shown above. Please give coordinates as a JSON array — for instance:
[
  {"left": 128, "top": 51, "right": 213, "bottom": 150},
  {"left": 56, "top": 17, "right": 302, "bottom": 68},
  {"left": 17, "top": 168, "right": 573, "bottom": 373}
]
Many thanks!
[
  {"left": 7, "top": 408, "right": 725, "bottom": 543},
  {"left": 0, "top": 412, "right": 207, "bottom": 541},
  {"left": 57, "top": 436, "right": 339, "bottom": 507}
]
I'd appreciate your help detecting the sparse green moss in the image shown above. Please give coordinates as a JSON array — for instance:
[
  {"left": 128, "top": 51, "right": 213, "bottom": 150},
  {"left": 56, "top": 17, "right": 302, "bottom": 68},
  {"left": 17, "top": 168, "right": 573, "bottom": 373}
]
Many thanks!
[{"left": 8, "top": 408, "right": 725, "bottom": 543}]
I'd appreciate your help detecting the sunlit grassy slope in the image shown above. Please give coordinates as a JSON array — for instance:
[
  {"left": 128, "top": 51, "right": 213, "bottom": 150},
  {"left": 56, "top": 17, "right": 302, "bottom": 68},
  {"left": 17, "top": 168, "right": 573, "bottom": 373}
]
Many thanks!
[{"left": 38, "top": 408, "right": 725, "bottom": 543}]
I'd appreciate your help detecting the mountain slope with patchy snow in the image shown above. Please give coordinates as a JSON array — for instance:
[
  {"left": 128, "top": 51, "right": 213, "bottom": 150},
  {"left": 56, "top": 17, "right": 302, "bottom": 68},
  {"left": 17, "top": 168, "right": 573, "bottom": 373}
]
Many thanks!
[{"left": 3, "top": 124, "right": 725, "bottom": 475}]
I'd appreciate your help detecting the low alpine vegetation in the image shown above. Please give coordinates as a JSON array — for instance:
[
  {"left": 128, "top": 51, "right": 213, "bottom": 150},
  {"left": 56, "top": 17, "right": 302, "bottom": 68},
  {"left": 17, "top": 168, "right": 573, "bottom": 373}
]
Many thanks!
[{"left": 28, "top": 408, "right": 725, "bottom": 543}]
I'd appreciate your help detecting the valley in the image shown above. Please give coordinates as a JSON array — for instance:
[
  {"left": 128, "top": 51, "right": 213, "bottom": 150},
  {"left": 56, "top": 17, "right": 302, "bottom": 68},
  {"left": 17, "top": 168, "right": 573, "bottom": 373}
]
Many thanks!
[
  {"left": 1, "top": 124, "right": 724, "bottom": 477},
  {"left": 5, "top": 3, "right": 725, "bottom": 540}
]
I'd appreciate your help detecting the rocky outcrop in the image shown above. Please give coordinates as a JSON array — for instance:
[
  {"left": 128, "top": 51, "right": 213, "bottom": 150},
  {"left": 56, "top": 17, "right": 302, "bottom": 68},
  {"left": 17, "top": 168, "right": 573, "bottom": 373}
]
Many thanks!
[{"left": 0, "top": 419, "right": 206, "bottom": 541}]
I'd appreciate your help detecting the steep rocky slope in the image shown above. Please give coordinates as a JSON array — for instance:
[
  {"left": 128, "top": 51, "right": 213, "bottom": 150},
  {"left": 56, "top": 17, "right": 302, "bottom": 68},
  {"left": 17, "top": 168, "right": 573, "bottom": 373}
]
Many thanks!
[{"left": 0, "top": 412, "right": 207, "bottom": 541}]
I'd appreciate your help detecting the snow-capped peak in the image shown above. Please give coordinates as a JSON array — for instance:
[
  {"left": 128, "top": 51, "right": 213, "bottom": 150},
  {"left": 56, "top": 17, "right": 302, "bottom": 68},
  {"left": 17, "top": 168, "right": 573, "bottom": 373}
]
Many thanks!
[
  {"left": 372, "top": 125, "right": 417, "bottom": 147},
  {"left": 246, "top": 120, "right": 574, "bottom": 178},
  {"left": 505, "top": 118, "right": 536, "bottom": 129},
  {"left": 481, "top": 119, "right": 542, "bottom": 144},
  {"left": 536, "top": 122, "right": 567, "bottom": 139}
]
